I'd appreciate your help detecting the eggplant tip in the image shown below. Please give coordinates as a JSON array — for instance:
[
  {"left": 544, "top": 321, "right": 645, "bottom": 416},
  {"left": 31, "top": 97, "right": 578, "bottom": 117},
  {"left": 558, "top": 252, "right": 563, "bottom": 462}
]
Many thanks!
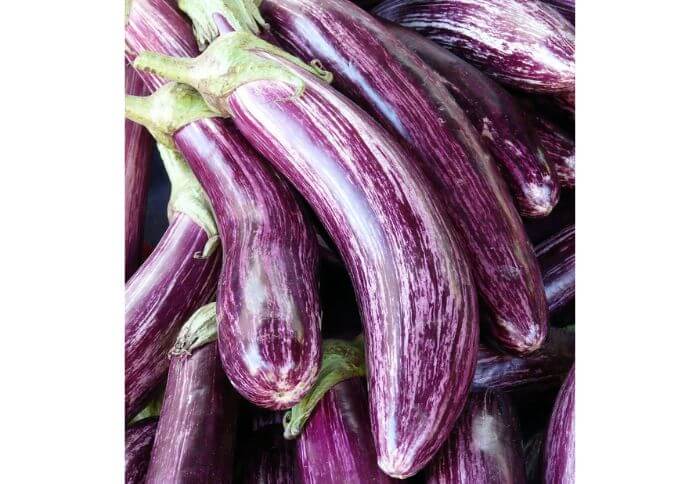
[{"left": 521, "top": 182, "right": 560, "bottom": 218}]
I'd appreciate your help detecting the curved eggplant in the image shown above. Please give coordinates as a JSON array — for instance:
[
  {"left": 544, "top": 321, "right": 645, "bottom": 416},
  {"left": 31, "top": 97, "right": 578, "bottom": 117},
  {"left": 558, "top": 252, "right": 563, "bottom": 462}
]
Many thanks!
[
  {"left": 543, "top": 366, "right": 575, "bottom": 484},
  {"left": 536, "top": 225, "right": 574, "bottom": 315},
  {"left": 145, "top": 305, "right": 238, "bottom": 483},
  {"left": 126, "top": 417, "right": 158, "bottom": 484},
  {"left": 126, "top": 84, "right": 322, "bottom": 410},
  {"left": 426, "top": 389, "right": 527, "bottom": 483},
  {"left": 125, "top": 63, "right": 152, "bottom": 280},
  {"left": 134, "top": 33, "right": 480, "bottom": 478},
  {"left": 373, "top": 0, "right": 575, "bottom": 94},
  {"left": 383, "top": 21, "right": 560, "bottom": 218}
]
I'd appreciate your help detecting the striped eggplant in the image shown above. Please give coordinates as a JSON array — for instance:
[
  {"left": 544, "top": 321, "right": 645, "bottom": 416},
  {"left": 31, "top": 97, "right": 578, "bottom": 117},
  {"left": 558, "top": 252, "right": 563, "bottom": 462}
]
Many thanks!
[
  {"left": 125, "top": 143, "right": 221, "bottom": 421},
  {"left": 536, "top": 225, "right": 574, "bottom": 315},
  {"left": 134, "top": 33, "right": 480, "bottom": 478},
  {"left": 125, "top": 62, "right": 152, "bottom": 280},
  {"left": 543, "top": 365, "right": 575, "bottom": 484},
  {"left": 282, "top": 339, "right": 395, "bottom": 483},
  {"left": 373, "top": 0, "right": 575, "bottom": 94},
  {"left": 126, "top": 417, "right": 158, "bottom": 484},
  {"left": 474, "top": 327, "right": 574, "bottom": 392},
  {"left": 242, "top": 410, "right": 298, "bottom": 483},
  {"left": 530, "top": 109, "right": 575, "bottom": 189},
  {"left": 542, "top": 0, "right": 575, "bottom": 25},
  {"left": 426, "top": 389, "right": 527, "bottom": 483},
  {"left": 145, "top": 304, "right": 238, "bottom": 483},
  {"left": 384, "top": 21, "right": 560, "bottom": 217},
  {"left": 126, "top": 84, "right": 322, "bottom": 410},
  {"left": 179, "top": 0, "right": 548, "bottom": 355}
]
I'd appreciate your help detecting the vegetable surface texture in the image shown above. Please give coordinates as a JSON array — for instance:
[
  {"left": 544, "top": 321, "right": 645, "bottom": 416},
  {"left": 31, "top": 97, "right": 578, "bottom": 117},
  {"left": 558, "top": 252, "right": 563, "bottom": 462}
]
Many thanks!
[
  {"left": 543, "top": 366, "right": 575, "bottom": 483},
  {"left": 125, "top": 417, "right": 158, "bottom": 484},
  {"left": 535, "top": 225, "right": 575, "bottom": 314}
]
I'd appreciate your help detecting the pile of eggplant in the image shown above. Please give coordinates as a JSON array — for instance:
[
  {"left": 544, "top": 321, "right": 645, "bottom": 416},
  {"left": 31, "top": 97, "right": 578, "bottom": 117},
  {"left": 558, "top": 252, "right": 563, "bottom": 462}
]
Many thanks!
[{"left": 124, "top": 0, "right": 575, "bottom": 482}]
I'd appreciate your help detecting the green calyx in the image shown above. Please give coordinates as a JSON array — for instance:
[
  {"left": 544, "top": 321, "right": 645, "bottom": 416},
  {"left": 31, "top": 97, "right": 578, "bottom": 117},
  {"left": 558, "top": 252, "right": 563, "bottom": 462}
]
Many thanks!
[
  {"left": 178, "top": 0, "right": 267, "bottom": 50},
  {"left": 133, "top": 31, "right": 333, "bottom": 114},
  {"left": 157, "top": 143, "right": 220, "bottom": 257},
  {"left": 125, "top": 83, "right": 221, "bottom": 149},
  {"left": 282, "top": 338, "right": 366, "bottom": 440},
  {"left": 129, "top": 392, "right": 164, "bottom": 425},
  {"left": 170, "top": 302, "right": 218, "bottom": 356}
]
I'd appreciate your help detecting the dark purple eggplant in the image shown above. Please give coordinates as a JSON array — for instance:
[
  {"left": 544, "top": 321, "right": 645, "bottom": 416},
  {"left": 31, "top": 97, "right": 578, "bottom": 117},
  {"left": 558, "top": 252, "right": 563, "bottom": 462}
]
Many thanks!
[
  {"left": 125, "top": 62, "right": 152, "bottom": 280},
  {"left": 126, "top": 83, "right": 322, "bottom": 410},
  {"left": 373, "top": 0, "right": 575, "bottom": 94},
  {"left": 524, "top": 431, "right": 545, "bottom": 484},
  {"left": 532, "top": 113, "right": 575, "bottom": 189},
  {"left": 426, "top": 389, "right": 527, "bottom": 483},
  {"left": 242, "top": 410, "right": 298, "bottom": 483},
  {"left": 126, "top": 417, "right": 158, "bottom": 484},
  {"left": 145, "top": 304, "right": 238, "bottom": 483},
  {"left": 178, "top": 0, "right": 548, "bottom": 356},
  {"left": 536, "top": 225, "right": 574, "bottom": 315},
  {"left": 543, "top": 365, "right": 575, "bottom": 483},
  {"left": 134, "top": 33, "right": 479, "bottom": 478},
  {"left": 542, "top": 0, "right": 575, "bottom": 26},
  {"left": 384, "top": 21, "right": 560, "bottom": 218}
]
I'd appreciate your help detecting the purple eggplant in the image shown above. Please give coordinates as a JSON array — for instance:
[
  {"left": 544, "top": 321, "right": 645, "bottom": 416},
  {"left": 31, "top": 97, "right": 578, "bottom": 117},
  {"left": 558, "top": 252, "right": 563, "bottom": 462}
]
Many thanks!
[
  {"left": 384, "top": 21, "right": 560, "bottom": 217},
  {"left": 426, "top": 389, "right": 527, "bottom": 484},
  {"left": 541, "top": 0, "right": 575, "bottom": 26},
  {"left": 524, "top": 431, "right": 544, "bottom": 484},
  {"left": 536, "top": 225, "right": 574, "bottom": 315},
  {"left": 543, "top": 365, "right": 575, "bottom": 484},
  {"left": 134, "top": 33, "right": 479, "bottom": 478},
  {"left": 126, "top": 84, "right": 322, "bottom": 410},
  {"left": 373, "top": 0, "right": 575, "bottom": 94},
  {"left": 145, "top": 304, "right": 238, "bottom": 483},
  {"left": 125, "top": 63, "right": 152, "bottom": 280},
  {"left": 178, "top": 0, "right": 548, "bottom": 355},
  {"left": 531, "top": 111, "right": 575, "bottom": 189},
  {"left": 126, "top": 417, "right": 158, "bottom": 484},
  {"left": 242, "top": 410, "right": 298, "bottom": 483}
]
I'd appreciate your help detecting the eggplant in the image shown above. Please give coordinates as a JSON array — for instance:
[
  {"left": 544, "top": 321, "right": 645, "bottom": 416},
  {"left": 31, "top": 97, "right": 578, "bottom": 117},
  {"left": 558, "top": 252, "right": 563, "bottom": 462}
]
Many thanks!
[
  {"left": 524, "top": 431, "right": 545, "bottom": 484},
  {"left": 426, "top": 389, "right": 527, "bottom": 483},
  {"left": 543, "top": 365, "right": 575, "bottom": 484},
  {"left": 536, "top": 225, "right": 574, "bottom": 315},
  {"left": 242, "top": 410, "right": 298, "bottom": 483},
  {"left": 145, "top": 304, "right": 238, "bottom": 483},
  {"left": 125, "top": 144, "right": 221, "bottom": 421},
  {"left": 283, "top": 339, "right": 396, "bottom": 483},
  {"left": 179, "top": 0, "right": 549, "bottom": 355},
  {"left": 474, "top": 327, "right": 574, "bottom": 392},
  {"left": 126, "top": 84, "right": 322, "bottom": 410},
  {"left": 125, "top": 62, "right": 152, "bottom": 280},
  {"left": 531, "top": 111, "right": 575, "bottom": 189},
  {"left": 126, "top": 417, "right": 158, "bottom": 484},
  {"left": 383, "top": 21, "right": 559, "bottom": 218},
  {"left": 134, "top": 33, "right": 480, "bottom": 478},
  {"left": 373, "top": 0, "right": 575, "bottom": 94},
  {"left": 542, "top": 0, "right": 575, "bottom": 26}
]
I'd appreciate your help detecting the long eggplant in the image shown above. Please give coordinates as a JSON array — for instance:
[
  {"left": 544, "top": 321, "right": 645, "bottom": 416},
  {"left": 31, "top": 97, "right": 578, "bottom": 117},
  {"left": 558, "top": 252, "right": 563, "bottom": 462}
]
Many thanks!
[
  {"left": 242, "top": 410, "right": 298, "bottom": 483},
  {"left": 530, "top": 110, "right": 575, "bottom": 189},
  {"left": 543, "top": 365, "right": 575, "bottom": 484},
  {"left": 535, "top": 225, "right": 574, "bottom": 315},
  {"left": 145, "top": 304, "right": 238, "bottom": 483},
  {"left": 178, "top": 0, "right": 549, "bottom": 355},
  {"left": 125, "top": 63, "right": 152, "bottom": 280},
  {"left": 134, "top": 33, "right": 480, "bottom": 478},
  {"left": 373, "top": 0, "right": 575, "bottom": 94},
  {"left": 126, "top": 84, "right": 322, "bottom": 410},
  {"left": 474, "top": 327, "right": 574, "bottom": 392},
  {"left": 126, "top": 417, "right": 158, "bottom": 484},
  {"left": 383, "top": 21, "right": 560, "bottom": 218},
  {"left": 426, "top": 389, "right": 527, "bottom": 483}
]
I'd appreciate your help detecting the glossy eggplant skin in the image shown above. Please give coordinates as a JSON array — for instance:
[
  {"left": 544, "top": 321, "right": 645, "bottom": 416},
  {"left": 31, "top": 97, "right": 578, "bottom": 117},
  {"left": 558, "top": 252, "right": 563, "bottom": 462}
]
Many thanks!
[
  {"left": 261, "top": 0, "right": 548, "bottom": 354},
  {"left": 474, "top": 327, "right": 574, "bottom": 392},
  {"left": 532, "top": 112, "right": 575, "bottom": 189},
  {"left": 373, "top": 0, "right": 575, "bottom": 94},
  {"left": 125, "top": 63, "right": 152, "bottom": 280},
  {"left": 385, "top": 22, "right": 560, "bottom": 218},
  {"left": 242, "top": 411, "right": 298, "bottom": 484},
  {"left": 536, "top": 225, "right": 574, "bottom": 315},
  {"left": 542, "top": 0, "right": 575, "bottom": 25},
  {"left": 426, "top": 389, "right": 527, "bottom": 484},
  {"left": 193, "top": 41, "right": 480, "bottom": 478},
  {"left": 543, "top": 366, "right": 575, "bottom": 484},
  {"left": 125, "top": 214, "right": 221, "bottom": 421},
  {"left": 174, "top": 117, "right": 321, "bottom": 410},
  {"left": 126, "top": 417, "right": 158, "bottom": 484},
  {"left": 145, "top": 342, "right": 238, "bottom": 483},
  {"left": 297, "top": 378, "right": 397, "bottom": 483}
]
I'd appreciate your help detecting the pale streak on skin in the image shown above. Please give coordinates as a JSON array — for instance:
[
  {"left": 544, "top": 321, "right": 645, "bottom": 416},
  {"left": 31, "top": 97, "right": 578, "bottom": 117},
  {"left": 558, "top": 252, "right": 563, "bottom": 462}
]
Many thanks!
[
  {"left": 226, "top": 55, "right": 478, "bottom": 478},
  {"left": 543, "top": 366, "right": 575, "bottom": 484},
  {"left": 531, "top": 113, "right": 575, "bottom": 188},
  {"left": 373, "top": 0, "right": 575, "bottom": 93}
]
